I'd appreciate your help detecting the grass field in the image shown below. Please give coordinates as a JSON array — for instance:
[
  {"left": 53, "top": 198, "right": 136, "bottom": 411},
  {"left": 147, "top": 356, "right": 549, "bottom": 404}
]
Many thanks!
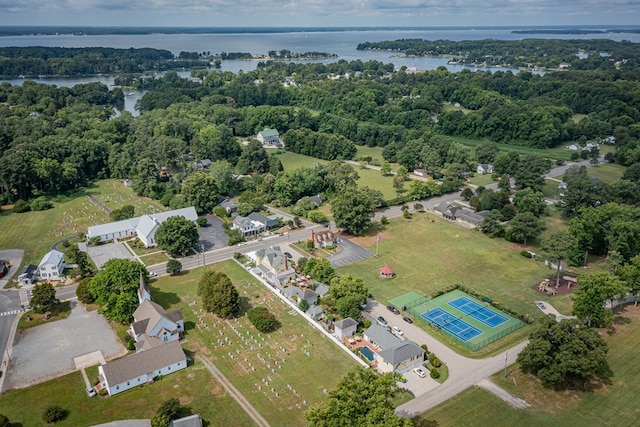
[
  {"left": 275, "top": 151, "right": 398, "bottom": 201},
  {"left": 587, "top": 163, "right": 626, "bottom": 184},
  {"left": 417, "top": 304, "right": 640, "bottom": 427},
  {"left": 355, "top": 145, "right": 386, "bottom": 164},
  {"left": 339, "top": 215, "right": 552, "bottom": 319},
  {"left": 150, "top": 260, "right": 358, "bottom": 426},
  {"left": 467, "top": 174, "right": 496, "bottom": 187},
  {"left": 0, "top": 180, "right": 166, "bottom": 273},
  {"left": 0, "top": 361, "right": 254, "bottom": 427},
  {"left": 448, "top": 136, "right": 574, "bottom": 161}
]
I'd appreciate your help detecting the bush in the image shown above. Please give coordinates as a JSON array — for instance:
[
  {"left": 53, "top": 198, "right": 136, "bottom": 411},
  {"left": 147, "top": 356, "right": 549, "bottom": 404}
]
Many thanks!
[
  {"left": 30, "top": 196, "right": 53, "bottom": 211},
  {"left": 380, "top": 215, "right": 389, "bottom": 225},
  {"left": 42, "top": 405, "right": 65, "bottom": 424},
  {"left": 520, "top": 250, "right": 533, "bottom": 258},
  {"left": 212, "top": 206, "right": 229, "bottom": 218},
  {"left": 420, "top": 344, "right": 429, "bottom": 355},
  {"left": 76, "top": 278, "right": 94, "bottom": 304},
  {"left": 247, "top": 306, "right": 280, "bottom": 333},
  {"left": 166, "top": 259, "right": 182, "bottom": 275},
  {"left": 431, "top": 357, "right": 442, "bottom": 368},
  {"left": 0, "top": 414, "right": 8, "bottom": 427},
  {"left": 196, "top": 217, "right": 208, "bottom": 227},
  {"left": 13, "top": 199, "right": 30, "bottom": 213},
  {"left": 125, "top": 335, "right": 136, "bottom": 351},
  {"left": 307, "top": 210, "right": 328, "bottom": 223},
  {"left": 430, "top": 369, "right": 440, "bottom": 379},
  {"left": 362, "top": 319, "right": 371, "bottom": 329}
]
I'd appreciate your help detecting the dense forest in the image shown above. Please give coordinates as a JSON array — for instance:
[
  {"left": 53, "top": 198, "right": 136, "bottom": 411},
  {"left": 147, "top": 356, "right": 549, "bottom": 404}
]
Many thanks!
[
  {"left": 1, "top": 42, "right": 639, "bottom": 221},
  {"left": 0, "top": 47, "right": 210, "bottom": 78},
  {"left": 357, "top": 38, "right": 640, "bottom": 70}
]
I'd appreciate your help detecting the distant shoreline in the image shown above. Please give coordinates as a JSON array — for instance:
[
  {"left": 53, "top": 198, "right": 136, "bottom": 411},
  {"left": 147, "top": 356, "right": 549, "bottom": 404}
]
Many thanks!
[{"left": 1, "top": 25, "right": 640, "bottom": 37}]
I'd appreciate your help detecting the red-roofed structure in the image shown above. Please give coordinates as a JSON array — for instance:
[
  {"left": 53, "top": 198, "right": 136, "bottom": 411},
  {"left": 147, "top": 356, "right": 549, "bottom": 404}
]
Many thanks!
[{"left": 379, "top": 265, "right": 394, "bottom": 279}]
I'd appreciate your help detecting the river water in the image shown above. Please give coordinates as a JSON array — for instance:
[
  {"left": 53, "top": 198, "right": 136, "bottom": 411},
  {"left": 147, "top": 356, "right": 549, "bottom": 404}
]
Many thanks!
[{"left": 2, "top": 27, "right": 637, "bottom": 114}]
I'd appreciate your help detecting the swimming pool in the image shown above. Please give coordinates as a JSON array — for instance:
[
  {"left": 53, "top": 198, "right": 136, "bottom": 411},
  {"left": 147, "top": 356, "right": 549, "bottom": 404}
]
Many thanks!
[{"left": 358, "top": 346, "right": 375, "bottom": 362}]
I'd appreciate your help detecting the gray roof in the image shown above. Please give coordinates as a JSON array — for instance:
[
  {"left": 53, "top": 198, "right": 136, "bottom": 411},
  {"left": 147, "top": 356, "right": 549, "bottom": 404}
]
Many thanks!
[
  {"left": 334, "top": 317, "right": 358, "bottom": 330},
  {"left": 306, "top": 305, "right": 324, "bottom": 316},
  {"left": 87, "top": 207, "right": 198, "bottom": 239},
  {"left": 136, "top": 215, "right": 159, "bottom": 240},
  {"left": 38, "top": 249, "right": 64, "bottom": 267},
  {"left": 19, "top": 264, "right": 38, "bottom": 277},
  {"left": 364, "top": 324, "right": 402, "bottom": 350},
  {"left": 301, "top": 289, "right": 318, "bottom": 304},
  {"left": 247, "top": 212, "right": 270, "bottom": 225},
  {"left": 310, "top": 195, "right": 323, "bottom": 205},
  {"left": 315, "top": 283, "right": 330, "bottom": 297},
  {"left": 172, "top": 414, "right": 203, "bottom": 427},
  {"left": 101, "top": 340, "right": 185, "bottom": 386},
  {"left": 283, "top": 286, "right": 302, "bottom": 298},
  {"left": 256, "top": 246, "right": 287, "bottom": 270},
  {"left": 378, "top": 341, "right": 424, "bottom": 366},
  {"left": 132, "top": 300, "right": 183, "bottom": 336}
]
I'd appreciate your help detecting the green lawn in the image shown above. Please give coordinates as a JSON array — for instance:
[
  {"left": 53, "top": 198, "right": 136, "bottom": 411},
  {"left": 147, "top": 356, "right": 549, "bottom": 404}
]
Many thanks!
[
  {"left": 467, "top": 174, "right": 496, "bottom": 187},
  {"left": 339, "top": 215, "right": 551, "bottom": 322},
  {"left": 0, "top": 179, "right": 166, "bottom": 276},
  {"left": 587, "top": 163, "right": 626, "bottom": 184},
  {"left": 0, "top": 361, "right": 254, "bottom": 427},
  {"left": 275, "top": 151, "right": 398, "bottom": 201},
  {"left": 355, "top": 145, "right": 385, "bottom": 164},
  {"left": 150, "top": 260, "right": 359, "bottom": 426},
  {"left": 448, "top": 136, "right": 574, "bottom": 161},
  {"left": 273, "top": 151, "right": 328, "bottom": 170},
  {"left": 418, "top": 305, "right": 640, "bottom": 427}
]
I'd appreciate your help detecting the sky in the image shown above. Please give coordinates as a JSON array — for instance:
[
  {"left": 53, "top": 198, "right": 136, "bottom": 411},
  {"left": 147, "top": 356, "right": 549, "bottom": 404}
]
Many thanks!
[{"left": 0, "top": 0, "right": 639, "bottom": 27}]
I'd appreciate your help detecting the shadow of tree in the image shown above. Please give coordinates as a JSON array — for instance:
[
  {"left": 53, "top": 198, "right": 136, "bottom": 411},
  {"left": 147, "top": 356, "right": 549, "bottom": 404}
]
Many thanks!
[{"left": 150, "top": 288, "right": 181, "bottom": 307}]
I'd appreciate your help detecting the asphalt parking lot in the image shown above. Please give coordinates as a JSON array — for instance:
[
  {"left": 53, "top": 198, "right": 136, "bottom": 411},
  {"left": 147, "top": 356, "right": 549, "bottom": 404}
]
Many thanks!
[
  {"left": 329, "top": 237, "right": 374, "bottom": 268},
  {"left": 198, "top": 215, "right": 229, "bottom": 250},
  {"left": 81, "top": 241, "right": 136, "bottom": 269},
  {"left": 4, "top": 302, "right": 125, "bottom": 391},
  {"left": 0, "top": 249, "right": 24, "bottom": 288}
]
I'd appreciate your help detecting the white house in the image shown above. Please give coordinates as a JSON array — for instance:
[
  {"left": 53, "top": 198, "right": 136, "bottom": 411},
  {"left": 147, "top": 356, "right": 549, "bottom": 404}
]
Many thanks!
[
  {"left": 98, "top": 340, "right": 186, "bottom": 396},
  {"left": 36, "top": 249, "right": 66, "bottom": 281},
  {"left": 256, "top": 128, "right": 280, "bottom": 146},
  {"left": 87, "top": 207, "right": 198, "bottom": 247},
  {"left": 476, "top": 163, "right": 494, "bottom": 174},
  {"left": 130, "top": 300, "right": 184, "bottom": 351},
  {"left": 334, "top": 317, "right": 358, "bottom": 340},
  {"left": 231, "top": 216, "right": 265, "bottom": 238},
  {"left": 18, "top": 264, "right": 38, "bottom": 286}
]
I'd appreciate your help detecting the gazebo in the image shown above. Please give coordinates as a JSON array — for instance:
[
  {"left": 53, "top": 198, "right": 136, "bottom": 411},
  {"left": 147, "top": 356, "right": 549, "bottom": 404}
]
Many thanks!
[{"left": 379, "top": 265, "right": 395, "bottom": 279}]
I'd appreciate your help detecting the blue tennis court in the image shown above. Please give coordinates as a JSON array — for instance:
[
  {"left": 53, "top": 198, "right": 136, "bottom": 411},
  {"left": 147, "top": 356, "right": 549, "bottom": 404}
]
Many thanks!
[
  {"left": 421, "top": 307, "right": 482, "bottom": 341},
  {"left": 448, "top": 297, "right": 508, "bottom": 328}
]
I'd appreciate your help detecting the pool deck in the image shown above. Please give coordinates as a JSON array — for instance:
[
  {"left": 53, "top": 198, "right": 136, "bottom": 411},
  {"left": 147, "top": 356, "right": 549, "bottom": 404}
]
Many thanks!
[{"left": 345, "top": 337, "right": 379, "bottom": 367}]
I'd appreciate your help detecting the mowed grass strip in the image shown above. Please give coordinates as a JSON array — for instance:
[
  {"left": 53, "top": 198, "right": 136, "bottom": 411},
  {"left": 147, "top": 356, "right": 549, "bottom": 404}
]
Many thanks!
[
  {"left": 152, "top": 260, "right": 358, "bottom": 426},
  {"left": 419, "top": 305, "right": 640, "bottom": 427},
  {"left": 448, "top": 136, "right": 574, "bottom": 161},
  {"left": 339, "top": 215, "right": 550, "bottom": 319},
  {"left": 0, "top": 362, "right": 254, "bottom": 427}
]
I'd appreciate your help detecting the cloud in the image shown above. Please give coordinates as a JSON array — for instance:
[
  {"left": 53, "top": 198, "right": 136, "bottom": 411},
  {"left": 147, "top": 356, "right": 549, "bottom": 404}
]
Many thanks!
[{"left": 0, "top": 0, "right": 639, "bottom": 26}]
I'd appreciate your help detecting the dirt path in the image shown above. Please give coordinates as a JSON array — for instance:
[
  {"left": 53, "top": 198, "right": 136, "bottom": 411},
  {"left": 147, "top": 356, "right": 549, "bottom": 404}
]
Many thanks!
[
  {"left": 477, "top": 378, "right": 530, "bottom": 409},
  {"left": 87, "top": 194, "right": 111, "bottom": 214},
  {"left": 198, "top": 356, "right": 270, "bottom": 427}
]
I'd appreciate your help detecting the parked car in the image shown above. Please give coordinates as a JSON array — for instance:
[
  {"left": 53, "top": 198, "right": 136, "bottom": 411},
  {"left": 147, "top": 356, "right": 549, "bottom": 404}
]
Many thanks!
[
  {"left": 284, "top": 252, "right": 293, "bottom": 259},
  {"left": 149, "top": 272, "right": 158, "bottom": 277},
  {"left": 536, "top": 301, "right": 546, "bottom": 309},
  {"left": 386, "top": 305, "right": 400, "bottom": 314},
  {"left": 402, "top": 316, "right": 413, "bottom": 324},
  {"left": 392, "top": 326, "right": 404, "bottom": 336},
  {"left": 86, "top": 386, "right": 97, "bottom": 397},
  {"left": 377, "top": 316, "right": 388, "bottom": 326},
  {"left": 414, "top": 367, "right": 427, "bottom": 378}
]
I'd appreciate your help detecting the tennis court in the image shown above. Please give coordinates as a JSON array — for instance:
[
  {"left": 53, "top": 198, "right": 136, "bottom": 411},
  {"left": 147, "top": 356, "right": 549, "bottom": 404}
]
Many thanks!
[
  {"left": 421, "top": 307, "right": 482, "bottom": 341},
  {"left": 394, "top": 288, "right": 526, "bottom": 351},
  {"left": 448, "top": 296, "right": 508, "bottom": 327}
]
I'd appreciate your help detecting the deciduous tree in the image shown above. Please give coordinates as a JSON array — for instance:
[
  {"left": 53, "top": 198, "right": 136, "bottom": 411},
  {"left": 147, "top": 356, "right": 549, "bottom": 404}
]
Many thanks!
[
  {"left": 541, "top": 230, "right": 579, "bottom": 288},
  {"left": 166, "top": 259, "right": 183, "bottom": 275},
  {"left": 197, "top": 270, "right": 239, "bottom": 318},
  {"left": 30, "top": 283, "right": 59, "bottom": 313},
  {"left": 155, "top": 215, "right": 199, "bottom": 257},
  {"left": 506, "top": 212, "right": 544, "bottom": 245},
  {"left": 331, "top": 188, "right": 375, "bottom": 235},
  {"left": 89, "top": 259, "right": 147, "bottom": 323},
  {"left": 573, "top": 272, "right": 627, "bottom": 327},
  {"left": 181, "top": 171, "right": 218, "bottom": 214},
  {"left": 517, "top": 315, "right": 610, "bottom": 388}
]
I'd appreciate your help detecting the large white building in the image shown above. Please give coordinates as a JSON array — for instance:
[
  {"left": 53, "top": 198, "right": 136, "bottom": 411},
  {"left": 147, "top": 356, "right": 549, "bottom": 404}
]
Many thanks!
[
  {"left": 36, "top": 249, "right": 66, "bottom": 281},
  {"left": 87, "top": 207, "right": 198, "bottom": 247}
]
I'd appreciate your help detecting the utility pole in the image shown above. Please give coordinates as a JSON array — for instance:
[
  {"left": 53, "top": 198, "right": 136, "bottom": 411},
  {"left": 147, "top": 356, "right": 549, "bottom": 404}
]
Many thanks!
[
  {"left": 376, "top": 233, "right": 380, "bottom": 256},
  {"left": 503, "top": 352, "right": 508, "bottom": 378}
]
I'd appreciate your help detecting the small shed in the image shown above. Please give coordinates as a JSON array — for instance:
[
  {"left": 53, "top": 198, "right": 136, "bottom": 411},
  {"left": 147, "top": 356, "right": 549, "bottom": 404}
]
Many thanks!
[
  {"left": 379, "top": 265, "right": 395, "bottom": 279},
  {"left": 334, "top": 317, "right": 358, "bottom": 340}
]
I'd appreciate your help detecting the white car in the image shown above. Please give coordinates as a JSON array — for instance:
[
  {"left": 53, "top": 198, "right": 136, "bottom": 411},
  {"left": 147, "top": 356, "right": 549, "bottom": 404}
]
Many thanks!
[
  {"left": 414, "top": 367, "right": 427, "bottom": 378},
  {"left": 86, "top": 386, "right": 97, "bottom": 397},
  {"left": 392, "top": 326, "right": 403, "bottom": 336},
  {"left": 149, "top": 272, "right": 158, "bottom": 277}
]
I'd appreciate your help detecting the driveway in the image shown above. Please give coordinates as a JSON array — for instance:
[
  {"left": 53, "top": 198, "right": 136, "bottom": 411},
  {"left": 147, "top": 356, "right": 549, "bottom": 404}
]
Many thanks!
[
  {"left": 329, "top": 237, "right": 374, "bottom": 268},
  {"left": 197, "top": 214, "right": 229, "bottom": 251},
  {"left": 81, "top": 241, "right": 136, "bottom": 269},
  {"left": 4, "top": 302, "right": 126, "bottom": 390},
  {"left": 0, "top": 249, "right": 24, "bottom": 288}
]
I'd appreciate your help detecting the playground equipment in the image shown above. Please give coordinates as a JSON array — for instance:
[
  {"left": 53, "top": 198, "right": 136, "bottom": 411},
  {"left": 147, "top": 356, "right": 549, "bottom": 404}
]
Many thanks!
[{"left": 538, "top": 279, "right": 557, "bottom": 296}]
